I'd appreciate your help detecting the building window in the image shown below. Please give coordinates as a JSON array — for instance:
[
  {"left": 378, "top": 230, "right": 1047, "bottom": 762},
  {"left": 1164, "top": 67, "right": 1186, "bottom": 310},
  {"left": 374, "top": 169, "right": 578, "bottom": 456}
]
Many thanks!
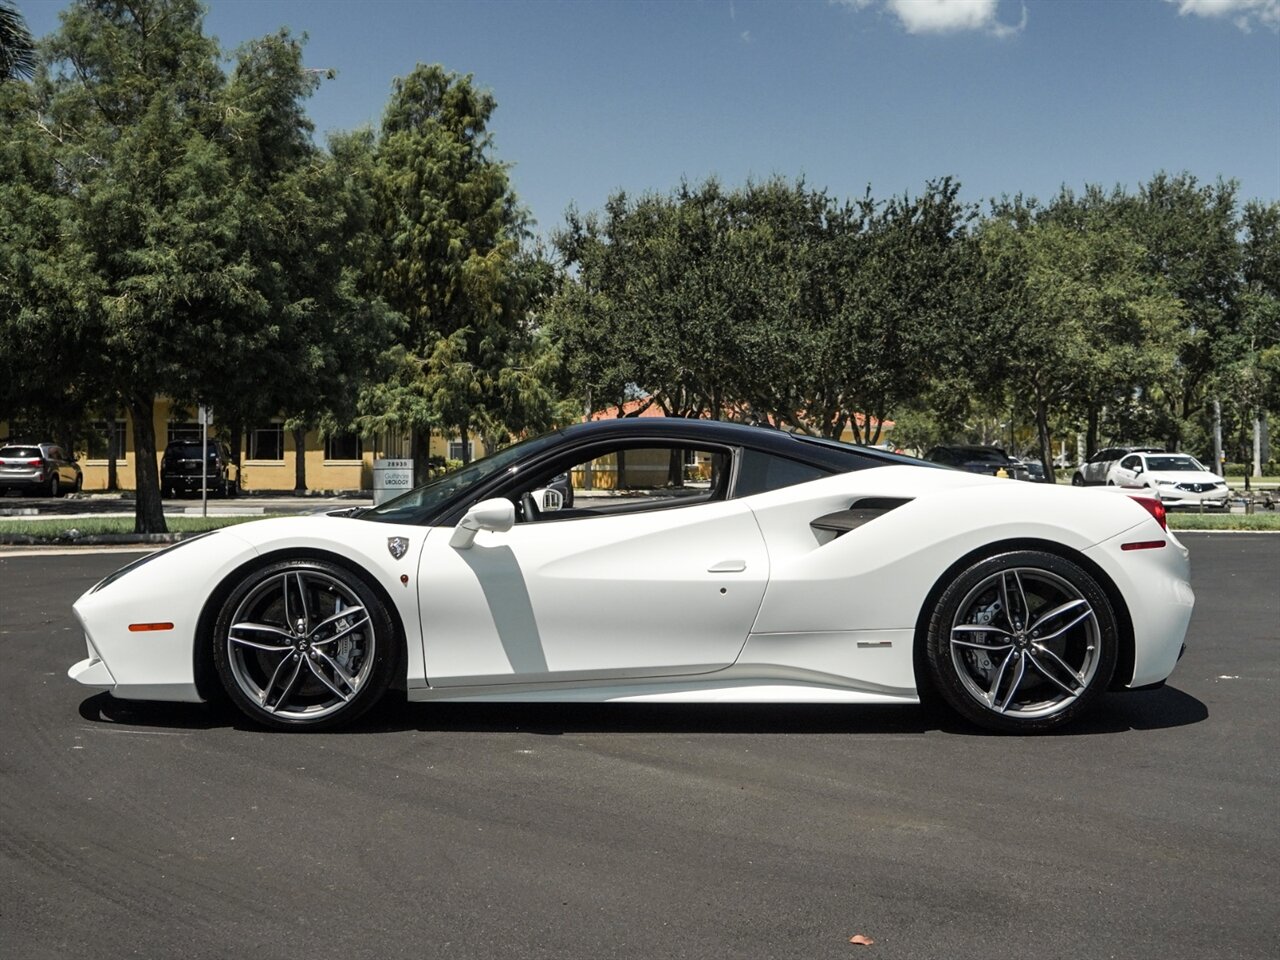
[
  {"left": 325, "top": 433, "right": 362, "bottom": 461},
  {"left": 249, "top": 424, "right": 285, "bottom": 461},
  {"left": 167, "top": 421, "right": 202, "bottom": 444},
  {"left": 86, "top": 420, "right": 128, "bottom": 461},
  {"left": 448, "top": 439, "right": 473, "bottom": 462}
]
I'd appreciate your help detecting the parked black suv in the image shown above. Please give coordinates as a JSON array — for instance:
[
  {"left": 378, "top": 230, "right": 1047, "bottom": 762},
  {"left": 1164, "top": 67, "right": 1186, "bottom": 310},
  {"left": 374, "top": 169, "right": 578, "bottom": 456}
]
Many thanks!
[
  {"left": 161, "top": 441, "right": 237, "bottom": 498},
  {"left": 924, "top": 445, "right": 1031, "bottom": 481}
]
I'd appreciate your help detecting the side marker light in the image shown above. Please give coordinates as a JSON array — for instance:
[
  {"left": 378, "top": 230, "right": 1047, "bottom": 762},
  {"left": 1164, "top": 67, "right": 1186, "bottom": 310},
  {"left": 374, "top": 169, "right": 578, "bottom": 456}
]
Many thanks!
[
  {"left": 128, "top": 622, "right": 175, "bottom": 632},
  {"left": 1121, "top": 541, "right": 1166, "bottom": 552}
]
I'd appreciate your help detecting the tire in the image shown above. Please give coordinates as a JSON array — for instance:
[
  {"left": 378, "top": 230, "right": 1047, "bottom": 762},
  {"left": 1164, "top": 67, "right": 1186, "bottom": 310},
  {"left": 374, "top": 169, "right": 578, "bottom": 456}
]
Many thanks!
[
  {"left": 211, "top": 559, "right": 399, "bottom": 731},
  {"left": 1071, "top": 473, "right": 1084, "bottom": 487},
  {"left": 73, "top": 473, "right": 83, "bottom": 493},
  {"left": 924, "top": 550, "right": 1118, "bottom": 734},
  {"left": 48, "top": 476, "right": 60, "bottom": 498}
]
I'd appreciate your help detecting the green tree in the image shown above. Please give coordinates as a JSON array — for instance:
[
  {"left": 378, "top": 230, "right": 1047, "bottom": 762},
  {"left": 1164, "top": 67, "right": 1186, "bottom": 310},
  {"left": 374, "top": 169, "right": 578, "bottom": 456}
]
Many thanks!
[
  {"left": 978, "top": 209, "right": 1184, "bottom": 478},
  {"left": 1123, "top": 174, "right": 1242, "bottom": 449},
  {"left": 367, "top": 63, "right": 545, "bottom": 472},
  {"left": 550, "top": 178, "right": 823, "bottom": 427},
  {"left": 1224, "top": 202, "right": 1280, "bottom": 468},
  {"left": 0, "top": 69, "right": 99, "bottom": 440},
  {"left": 29, "top": 1, "right": 387, "bottom": 529},
  {"left": 822, "top": 179, "right": 979, "bottom": 442},
  {"left": 0, "top": 0, "right": 35, "bottom": 82},
  {"left": 213, "top": 36, "right": 395, "bottom": 492}
]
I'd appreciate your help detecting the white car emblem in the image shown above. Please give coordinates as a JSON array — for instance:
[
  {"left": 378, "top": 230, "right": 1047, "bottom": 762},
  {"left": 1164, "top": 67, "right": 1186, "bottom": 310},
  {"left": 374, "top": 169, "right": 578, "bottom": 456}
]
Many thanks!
[{"left": 387, "top": 537, "right": 410, "bottom": 560}]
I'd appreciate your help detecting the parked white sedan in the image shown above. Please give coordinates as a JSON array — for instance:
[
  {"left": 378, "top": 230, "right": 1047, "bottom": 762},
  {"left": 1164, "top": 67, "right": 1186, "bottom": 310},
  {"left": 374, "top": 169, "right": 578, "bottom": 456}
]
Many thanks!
[{"left": 1107, "top": 452, "right": 1230, "bottom": 509}]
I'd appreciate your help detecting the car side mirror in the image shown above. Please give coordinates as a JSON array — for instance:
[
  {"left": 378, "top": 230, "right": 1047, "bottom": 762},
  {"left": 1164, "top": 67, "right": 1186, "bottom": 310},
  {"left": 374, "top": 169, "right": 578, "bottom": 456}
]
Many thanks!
[
  {"left": 450, "top": 497, "right": 516, "bottom": 549},
  {"left": 1133, "top": 466, "right": 1142, "bottom": 475},
  {"left": 531, "top": 487, "right": 564, "bottom": 513}
]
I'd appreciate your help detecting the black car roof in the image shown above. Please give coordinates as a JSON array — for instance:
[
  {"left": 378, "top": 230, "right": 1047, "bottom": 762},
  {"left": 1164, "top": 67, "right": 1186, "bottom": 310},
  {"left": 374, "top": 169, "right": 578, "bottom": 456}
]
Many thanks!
[{"left": 551, "top": 417, "right": 922, "bottom": 467}]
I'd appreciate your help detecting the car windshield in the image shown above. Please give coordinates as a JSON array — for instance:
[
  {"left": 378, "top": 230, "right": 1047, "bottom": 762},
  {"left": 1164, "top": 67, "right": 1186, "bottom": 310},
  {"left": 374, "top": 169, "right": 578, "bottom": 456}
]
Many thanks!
[
  {"left": 0, "top": 446, "right": 41, "bottom": 458},
  {"left": 1146, "top": 455, "right": 1205, "bottom": 472},
  {"left": 363, "top": 429, "right": 567, "bottom": 524}
]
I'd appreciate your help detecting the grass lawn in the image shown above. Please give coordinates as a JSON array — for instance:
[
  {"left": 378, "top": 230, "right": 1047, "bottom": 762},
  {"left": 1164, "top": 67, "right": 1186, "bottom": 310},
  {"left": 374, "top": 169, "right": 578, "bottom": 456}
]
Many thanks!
[
  {"left": 0, "top": 514, "right": 282, "bottom": 539},
  {"left": 1166, "top": 512, "right": 1280, "bottom": 532}
]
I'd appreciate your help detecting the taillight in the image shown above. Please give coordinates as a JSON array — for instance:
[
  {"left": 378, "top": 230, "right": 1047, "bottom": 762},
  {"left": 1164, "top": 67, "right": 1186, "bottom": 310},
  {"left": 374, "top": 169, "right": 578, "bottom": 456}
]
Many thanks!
[
  {"left": 26, "top": 459, "right": 42, "bottom": 466},
  {"left": 1129, "top": 495, "right": 1167, "bottom": 531}
]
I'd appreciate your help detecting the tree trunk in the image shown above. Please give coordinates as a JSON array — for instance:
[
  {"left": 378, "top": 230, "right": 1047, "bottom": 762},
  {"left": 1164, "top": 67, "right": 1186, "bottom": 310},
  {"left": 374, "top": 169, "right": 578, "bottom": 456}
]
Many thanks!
[
  {"left": 411, "top": 426, "right": 431, "bottom": 484},
  {"left": 458, "top": 418, "right": 471, "bottom": 464},
  {"left": 1036, "top": 396, "right": 1055, "bottom": 483},
  {"left": 1085, "top": 405, "right": 1099, "bottom": 459},
  {"left": 229, "top": 421, "right": 243, "bottom": 491},
  {"left": 128, "top": 395, "right": 166, "bottom": 534},
  {"left": 1254, "top": 414, "right": 1263, "bottom": 478},
  {"left": 106, "top": 403, "right": 119, "bottom": 492},
  {"left": 293, "top": 424, "right": 307, "bottom": 493},
  {"left": 667, "top": 448, "right": 683, "bottom": 488}
]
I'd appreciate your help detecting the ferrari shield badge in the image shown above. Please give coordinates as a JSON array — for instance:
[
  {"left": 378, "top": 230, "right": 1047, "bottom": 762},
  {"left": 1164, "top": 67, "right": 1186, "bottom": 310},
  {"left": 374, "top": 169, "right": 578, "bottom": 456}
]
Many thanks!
[{"left": 387, "top": 536, "right": 410, "bottom": 560}]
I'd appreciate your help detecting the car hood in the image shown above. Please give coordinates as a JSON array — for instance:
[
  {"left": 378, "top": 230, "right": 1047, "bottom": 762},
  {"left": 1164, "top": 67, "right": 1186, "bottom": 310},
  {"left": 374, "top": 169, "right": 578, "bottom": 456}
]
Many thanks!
[{"left": 1144, "top": 470, "right": 1225, "bottom": 484}]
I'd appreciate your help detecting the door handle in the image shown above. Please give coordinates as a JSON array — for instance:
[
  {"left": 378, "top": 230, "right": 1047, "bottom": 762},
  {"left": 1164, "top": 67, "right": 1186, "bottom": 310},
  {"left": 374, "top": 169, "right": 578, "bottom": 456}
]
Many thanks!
[{"left": 707, "top": 559, "right": 747, "bottom": 573}]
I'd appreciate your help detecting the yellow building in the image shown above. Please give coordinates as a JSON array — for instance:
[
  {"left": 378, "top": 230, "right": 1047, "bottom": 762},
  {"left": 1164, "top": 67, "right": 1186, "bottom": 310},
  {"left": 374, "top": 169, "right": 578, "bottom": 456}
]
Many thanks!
[{"left": 1, "top": 399, "right": 483, "bottom": 493}]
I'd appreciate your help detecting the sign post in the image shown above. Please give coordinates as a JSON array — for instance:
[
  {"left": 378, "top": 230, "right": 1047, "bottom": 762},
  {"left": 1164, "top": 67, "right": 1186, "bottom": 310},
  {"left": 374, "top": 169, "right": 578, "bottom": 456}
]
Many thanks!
[
  {"left": 372, "top": 458, "right": 413, "bottom": 505},
  {"left": 198, "top": 404, "right": 212, "bottom": 517}
]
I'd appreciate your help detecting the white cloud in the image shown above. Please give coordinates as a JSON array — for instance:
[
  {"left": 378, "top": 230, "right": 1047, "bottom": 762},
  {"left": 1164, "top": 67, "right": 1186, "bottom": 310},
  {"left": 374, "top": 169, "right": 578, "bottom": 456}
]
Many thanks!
[
  {"left": 835, "top": 0, "right": 1027, "bottom": 38},
  {"left": 1165, "top": 0, "right": 1280, "bottom": 32}
]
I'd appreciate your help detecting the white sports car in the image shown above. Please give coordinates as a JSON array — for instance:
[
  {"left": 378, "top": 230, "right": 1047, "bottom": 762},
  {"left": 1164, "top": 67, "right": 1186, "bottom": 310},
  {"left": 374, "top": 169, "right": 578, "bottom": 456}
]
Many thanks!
[{"left": 68, "top": 419, "right": 1195, "bottom": 734}]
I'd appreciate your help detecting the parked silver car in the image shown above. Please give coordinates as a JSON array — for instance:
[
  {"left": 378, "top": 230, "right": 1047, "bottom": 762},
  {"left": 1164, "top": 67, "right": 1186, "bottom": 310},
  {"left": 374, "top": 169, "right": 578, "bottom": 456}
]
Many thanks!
[
  {"left": 0, "top": 443, "right": 83, "bottom": 497},
  {"left": 1071, "top": 446, "right": 1163, "bottom": 486}
]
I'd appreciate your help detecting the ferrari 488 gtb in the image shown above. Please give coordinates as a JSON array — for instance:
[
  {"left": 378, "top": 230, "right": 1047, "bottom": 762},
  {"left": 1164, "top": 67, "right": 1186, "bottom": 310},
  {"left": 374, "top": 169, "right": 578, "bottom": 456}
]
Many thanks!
[{"left": 69, "top": 419, "right": 1194, "bottom": 733}]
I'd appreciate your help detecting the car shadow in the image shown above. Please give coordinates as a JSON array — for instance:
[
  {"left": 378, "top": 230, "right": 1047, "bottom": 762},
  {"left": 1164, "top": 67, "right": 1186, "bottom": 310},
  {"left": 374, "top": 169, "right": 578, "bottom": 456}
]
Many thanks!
[{"left": 77, "top": 685, "right": 1208, "bottom": 738}]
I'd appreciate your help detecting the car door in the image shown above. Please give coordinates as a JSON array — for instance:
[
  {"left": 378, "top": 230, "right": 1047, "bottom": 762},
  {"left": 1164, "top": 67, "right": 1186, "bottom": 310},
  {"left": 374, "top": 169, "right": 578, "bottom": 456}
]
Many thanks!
[
  {"left": 416, "top": 447, "right": 769, "bottom": 687},
  {"left": 1085, "top": 448, "right": 1114, "bottom": 484},
  {"left": 1112, "top": 454, "right": 1141, "bottom": 486}
]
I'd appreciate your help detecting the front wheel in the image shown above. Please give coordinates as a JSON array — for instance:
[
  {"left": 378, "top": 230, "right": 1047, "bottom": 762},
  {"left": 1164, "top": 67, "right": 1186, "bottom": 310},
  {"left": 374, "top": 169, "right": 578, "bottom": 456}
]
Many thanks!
[
  {"left": 924, "top": 550, "right": 1118, "bottom": 733},
  {"left": 212, "top": 559, "right": 399, "bottom": 730},
  {"left": 1071, "top": 473, "right": 1084, "bottom": 487}
]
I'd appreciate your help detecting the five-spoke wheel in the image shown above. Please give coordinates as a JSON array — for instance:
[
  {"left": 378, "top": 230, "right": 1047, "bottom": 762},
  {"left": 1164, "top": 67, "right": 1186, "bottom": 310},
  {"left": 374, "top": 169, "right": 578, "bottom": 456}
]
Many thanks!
[
  {"left": 212, "top": 559, "right": 397, "bottom": 730},
  {"left": 925, "top": 551, "right": 1117, "bottom": 733}
]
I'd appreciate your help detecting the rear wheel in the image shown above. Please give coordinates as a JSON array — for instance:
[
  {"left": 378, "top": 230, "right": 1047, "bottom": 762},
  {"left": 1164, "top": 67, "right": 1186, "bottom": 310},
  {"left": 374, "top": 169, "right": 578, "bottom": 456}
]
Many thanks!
[
  {"left": 212, "top": 559, "right": 398, "bottom": 730},
  {"left": 925, "top": 550, "right": 1118, "bottom": 733},
  {"left": 1071, "top": 473, "right": 1084, "bottom": 487},
  {"left": 48, "top": 475, "right": 60, "bottom": 498}
]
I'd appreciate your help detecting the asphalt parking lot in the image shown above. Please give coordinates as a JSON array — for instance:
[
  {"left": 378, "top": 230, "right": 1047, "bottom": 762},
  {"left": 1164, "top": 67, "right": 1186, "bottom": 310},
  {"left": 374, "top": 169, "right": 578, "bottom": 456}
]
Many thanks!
[{"left": 1, "top": 533, "right": 1276, "bottom": 959}]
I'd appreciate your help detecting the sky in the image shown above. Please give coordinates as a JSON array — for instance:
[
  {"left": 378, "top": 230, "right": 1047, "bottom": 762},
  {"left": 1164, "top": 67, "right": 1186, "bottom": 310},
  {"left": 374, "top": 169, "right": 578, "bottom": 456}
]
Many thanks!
[{"left": 18, "top": 0, "right": 1280, "bottom": 237}]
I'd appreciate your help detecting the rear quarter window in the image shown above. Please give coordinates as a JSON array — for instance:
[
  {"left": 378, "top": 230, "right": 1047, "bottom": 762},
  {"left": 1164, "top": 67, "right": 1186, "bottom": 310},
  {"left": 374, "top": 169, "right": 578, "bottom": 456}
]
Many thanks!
[{"left": 734, "top": 449, "right": 832, "bottom": 498}]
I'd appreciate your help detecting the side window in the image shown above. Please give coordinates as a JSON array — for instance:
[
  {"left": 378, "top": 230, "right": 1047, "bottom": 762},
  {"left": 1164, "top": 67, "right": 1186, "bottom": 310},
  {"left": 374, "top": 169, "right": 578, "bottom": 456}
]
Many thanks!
[
  {"left": 734, "top": 449, "right": 832, "bottom": 498},
  {"left": 1119, "top": 455, "right": 1139, "bottom": 470},
  {"left": 516, "top": 444, "right": 728, "bottom": 521}
]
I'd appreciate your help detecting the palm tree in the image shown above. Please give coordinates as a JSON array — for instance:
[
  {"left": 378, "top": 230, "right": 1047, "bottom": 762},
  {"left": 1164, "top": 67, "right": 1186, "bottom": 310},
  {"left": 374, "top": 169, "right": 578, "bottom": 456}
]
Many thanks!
[{"left": 0, "top": 1, "right": 36, "bottom": 82}]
